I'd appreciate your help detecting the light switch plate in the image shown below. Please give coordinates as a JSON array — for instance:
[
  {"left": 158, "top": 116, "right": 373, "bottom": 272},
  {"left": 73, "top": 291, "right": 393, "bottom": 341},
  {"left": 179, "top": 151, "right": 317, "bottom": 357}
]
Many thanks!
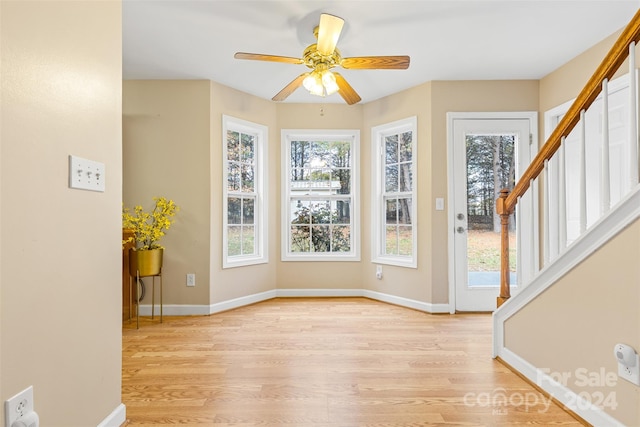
[
  {"left": 69, "top": 155, "right": 105, "bottom": 192},
  {"left": 435, "top": 198, "right": 445, "bottom": 211}
]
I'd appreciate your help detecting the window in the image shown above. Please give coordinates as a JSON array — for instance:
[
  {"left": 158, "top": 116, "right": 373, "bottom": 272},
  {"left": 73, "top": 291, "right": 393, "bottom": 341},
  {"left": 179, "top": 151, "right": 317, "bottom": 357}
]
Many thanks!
[
  {"left": 372, "top": 117, "right": 417, "bottom": 268},
  {"left": 282, "top": 130, "right": 360, "bottom": 261},
  {"left": 222, "top": 115, "right": 267, "bottom": 268}
]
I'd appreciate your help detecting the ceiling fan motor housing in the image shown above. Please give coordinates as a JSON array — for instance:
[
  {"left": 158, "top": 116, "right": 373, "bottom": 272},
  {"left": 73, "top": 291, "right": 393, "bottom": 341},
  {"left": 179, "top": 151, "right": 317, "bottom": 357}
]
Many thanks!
[{"left": 303, "top": 44, "right": 342, "bottom": 70}]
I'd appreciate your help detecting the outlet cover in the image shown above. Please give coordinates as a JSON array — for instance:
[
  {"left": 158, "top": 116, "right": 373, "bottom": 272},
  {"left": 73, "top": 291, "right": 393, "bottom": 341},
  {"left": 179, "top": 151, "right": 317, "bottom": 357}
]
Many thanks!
[
  {"left": 186, "top": 273, "right": 195, "bottom": 287},
  {"left": 5, "top": 386, "right": 34, "bottom": 427},
  {"left": 375, "top": 265, "right": 383, "bottom": 280},
  {"left": 618, "top": 354, "right": 640, "bottom": 386}
]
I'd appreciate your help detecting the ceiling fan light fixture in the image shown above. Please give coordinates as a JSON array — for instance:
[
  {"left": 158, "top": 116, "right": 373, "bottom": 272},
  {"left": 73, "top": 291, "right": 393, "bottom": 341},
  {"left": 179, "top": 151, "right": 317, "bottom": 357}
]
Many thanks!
[
  {"left": 302, "top": 73, "right": 315, "bottom": 91},
  {"left": 303, "top": 69, "right": 339, "bottom": 97},
  {"left": 322, "top": 70, "right": 339, "bottom": 95},
  {"left": 303, "top": 71, "right": 324, "bottom": 96}
]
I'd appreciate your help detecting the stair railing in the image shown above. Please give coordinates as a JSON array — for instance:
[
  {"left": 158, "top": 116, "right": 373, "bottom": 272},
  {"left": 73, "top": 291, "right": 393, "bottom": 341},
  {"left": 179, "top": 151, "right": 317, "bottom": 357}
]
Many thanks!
[{"left": 496, "top": 9, "right": 640, "bottom": 307}]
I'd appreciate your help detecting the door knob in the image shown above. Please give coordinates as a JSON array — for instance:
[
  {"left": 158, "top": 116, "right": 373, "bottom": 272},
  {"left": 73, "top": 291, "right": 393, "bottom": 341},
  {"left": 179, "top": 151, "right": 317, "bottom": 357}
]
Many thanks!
[
  {"left": 457, "top": 213, "right": 465, "bottom": 220},
  {"left": 456, "top": 226, "right": 466, "bottom": 234}
]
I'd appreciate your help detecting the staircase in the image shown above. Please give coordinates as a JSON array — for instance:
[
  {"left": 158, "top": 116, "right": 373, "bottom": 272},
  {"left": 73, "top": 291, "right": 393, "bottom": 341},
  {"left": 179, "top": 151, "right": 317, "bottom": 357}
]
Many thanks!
[{"left": 492, "top": 9, "right": 640, "bottom": 426}]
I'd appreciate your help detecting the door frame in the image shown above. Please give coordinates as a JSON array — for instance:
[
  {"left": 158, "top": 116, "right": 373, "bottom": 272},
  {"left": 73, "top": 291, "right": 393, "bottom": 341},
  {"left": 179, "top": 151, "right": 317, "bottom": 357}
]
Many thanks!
[{"left": 446, "top": 112, "right": 539, "bottom": 313}]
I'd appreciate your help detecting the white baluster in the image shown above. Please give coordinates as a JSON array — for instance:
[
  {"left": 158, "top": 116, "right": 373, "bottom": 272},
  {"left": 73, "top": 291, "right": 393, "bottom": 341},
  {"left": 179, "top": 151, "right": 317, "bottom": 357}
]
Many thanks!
[
  {"left": 559, "top": 137, "right": 567, "bottom": 251},
  {"left": 579, "top": 109, "right": 587, "bottom": 234},
  {"left": 601, "top": 78, "right": 611, "bottom": 215},
  {"left": 520, "top": 181, "right": 532, "bottom": 284},
  {"left": 630, "top": 42, "right": 640, "bottom": 186},
  {"left": 543, "top": 159, "right": 550, "bottom": 267},
  {"left": 550, "top": 154, "right": 559, "bottom": 261},
  {"left": 532, "top": 178, "right": 539, "bottom": 274}
]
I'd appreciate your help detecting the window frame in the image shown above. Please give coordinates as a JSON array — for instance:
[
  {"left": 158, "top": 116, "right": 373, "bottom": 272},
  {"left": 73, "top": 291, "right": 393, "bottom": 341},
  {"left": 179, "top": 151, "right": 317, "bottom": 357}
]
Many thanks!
[
  {"left": 222, "top": 115, "right": 268, "bottom": 268},
  {"left": 371, "top": 117, "right": 418, "bottom": 268},
  {"left": 281, "top": 129, "right": 360, "bottom": 262}
]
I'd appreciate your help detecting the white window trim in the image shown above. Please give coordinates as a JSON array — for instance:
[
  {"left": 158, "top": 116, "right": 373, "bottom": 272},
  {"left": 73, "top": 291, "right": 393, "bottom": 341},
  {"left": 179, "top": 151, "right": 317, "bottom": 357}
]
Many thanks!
[
  {"left": 281, "top": 129, "right": 360, "bottom": 262},
  {"left": 222, "top": 115, "right": 268, "bottom": 268},
  {"left": 371, "top": 116, "right": 418, "bottom": 268}
]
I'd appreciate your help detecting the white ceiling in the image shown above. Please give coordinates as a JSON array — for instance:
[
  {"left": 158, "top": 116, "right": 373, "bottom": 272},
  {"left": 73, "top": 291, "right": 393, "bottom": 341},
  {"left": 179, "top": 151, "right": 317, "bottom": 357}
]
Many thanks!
[{"left": 123, "top": 1, "right": 639, "bottom": 104}]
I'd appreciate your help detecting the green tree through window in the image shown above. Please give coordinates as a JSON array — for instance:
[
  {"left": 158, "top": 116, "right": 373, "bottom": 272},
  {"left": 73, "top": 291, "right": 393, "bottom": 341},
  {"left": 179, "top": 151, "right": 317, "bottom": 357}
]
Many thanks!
[
  {"left": 223, "top": 116, "right": 267, "bottom": 268},
  {"left": 372, "top": 117, "right": 417, "bottom": 268},
  {"left": 283, "top": 131, "right": 359, "bottom": 260}
]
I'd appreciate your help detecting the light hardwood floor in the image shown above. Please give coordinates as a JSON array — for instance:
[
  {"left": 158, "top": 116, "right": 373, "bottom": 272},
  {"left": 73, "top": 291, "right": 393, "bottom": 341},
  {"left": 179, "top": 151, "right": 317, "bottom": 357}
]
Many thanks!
[{"left": 122, "top": 297, "right": 584, "bottom": 426}]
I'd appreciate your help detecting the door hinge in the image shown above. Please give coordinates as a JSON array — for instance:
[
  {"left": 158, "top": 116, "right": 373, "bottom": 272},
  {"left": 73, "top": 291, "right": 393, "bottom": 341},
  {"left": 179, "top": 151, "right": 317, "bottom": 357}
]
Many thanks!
[{"left": 529, "top": 133, "right": 533, "bottom": 145}]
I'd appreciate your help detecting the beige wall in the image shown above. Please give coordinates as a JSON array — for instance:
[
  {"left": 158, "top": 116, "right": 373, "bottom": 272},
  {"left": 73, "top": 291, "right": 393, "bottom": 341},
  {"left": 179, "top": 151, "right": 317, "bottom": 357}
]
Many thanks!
[
  {"left": 362, "top": 84, "right": 433, "bottom": 302},
  {"left": 1, "top": 1, "right": 123, "bottom": 425},
  {"left": 123, "top": 81, "right": 279, "bottom": 306},
  {"left": 504, "top": 26, "right": 640, "bottom": 426},
  {"left": 504, "top": 219, "right": 640, "bottom": 425},
  {"left": 123, "top": 80, "right": 212, "bottom": 306},
  {"left": 210, "top": 82, "right": 278, "bottom": 303},
  {"left": 539, "top": 29, "right": 628, "bottom": 115}
]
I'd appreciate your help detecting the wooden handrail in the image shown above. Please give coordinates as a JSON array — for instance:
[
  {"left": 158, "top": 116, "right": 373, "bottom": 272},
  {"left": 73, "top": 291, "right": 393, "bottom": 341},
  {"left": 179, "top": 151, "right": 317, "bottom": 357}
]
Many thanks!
[
  {"left": 496, "top": 9, "right": 640, "bottom": 307},
  {"left": 503, "top": 9, "right": 640, "bottom": 213}
]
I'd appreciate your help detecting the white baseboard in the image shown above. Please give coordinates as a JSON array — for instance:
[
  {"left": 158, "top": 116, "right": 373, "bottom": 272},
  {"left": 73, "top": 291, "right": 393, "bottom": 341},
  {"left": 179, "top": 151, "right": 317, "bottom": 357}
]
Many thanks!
[
  {"left": 275, "top": 288, "right": 450, "bottom": 313},
  {"left": 97, "top": 403, "right": 126, "bottom": 427},
  {"left": 138, "top": 290, "right": 277, "bottom": 316},
  {"left": 209, "top": 290, "right": 277, "bottom": 314},
  {"left": 137, "top": 304, "right": 211, "bottom": 316},
  {"left": 276, "top": 288, "right": 363, "bottom": 298},
  {"left": 497, "top": 348, "right": 624, "bottom": 427},
  {"left": 363, "top": 290, "right": 450, "bottom": 313},
  {"left": 137, "top": 289, "right": 449, "bottom": 316}
]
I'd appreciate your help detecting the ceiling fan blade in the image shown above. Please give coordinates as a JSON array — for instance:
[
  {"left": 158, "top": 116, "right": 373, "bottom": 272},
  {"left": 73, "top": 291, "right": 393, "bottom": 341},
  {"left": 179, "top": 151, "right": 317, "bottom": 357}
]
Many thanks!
[
  {"left": 316, "top": 14, "right": 344, "bottom": 56},
  {"left": 234, "top": 52, "right": 304, "bottom": 65},
  {"left": 333, "top": 72, "right": 361, "bottom": 105},
  {"left": 341, "top": 56, "right": 410, "bottom": 70},
  {"left": 272, "top": 73, "right": 309, "bottom": 102}
]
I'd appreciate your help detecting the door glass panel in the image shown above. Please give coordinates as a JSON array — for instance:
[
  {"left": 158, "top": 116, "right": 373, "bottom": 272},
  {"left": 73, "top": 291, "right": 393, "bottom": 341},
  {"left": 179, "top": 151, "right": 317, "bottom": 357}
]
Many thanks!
[{"left": 465, "top": 134, "right": 517, "bottom": 287}]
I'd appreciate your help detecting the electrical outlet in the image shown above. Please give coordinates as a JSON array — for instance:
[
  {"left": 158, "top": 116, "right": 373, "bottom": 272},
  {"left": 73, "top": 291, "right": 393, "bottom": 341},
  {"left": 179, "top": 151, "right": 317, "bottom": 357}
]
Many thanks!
[
  {"left": 375, "top": 265, "right": 383, "bottom": 280},
  {"left": 186, "top": 273, "right": 195, "bottom": 287},
  {"left": 618, "top": 358, "right": 640, "bottom": 385},
  {"left": 5, "top": 386, "right": 37, "bottom": 427},
  {"left": 68, "top": 155, "right": 105, "bottom": 192},
  {"left": 615, "top": 343, "right": 640, "bottom": 386}
]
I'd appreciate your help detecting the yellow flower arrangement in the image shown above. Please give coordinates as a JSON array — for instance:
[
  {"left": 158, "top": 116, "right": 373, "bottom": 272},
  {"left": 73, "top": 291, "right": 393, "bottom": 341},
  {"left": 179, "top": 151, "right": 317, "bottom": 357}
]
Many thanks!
[{"left": 122, "top": 197, "right": 179, "bottom": 250}]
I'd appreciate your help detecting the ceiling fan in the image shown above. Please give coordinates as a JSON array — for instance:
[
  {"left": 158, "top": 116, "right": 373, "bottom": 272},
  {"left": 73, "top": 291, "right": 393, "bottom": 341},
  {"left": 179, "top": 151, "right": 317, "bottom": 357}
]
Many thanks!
[{"left": 234, "top": 13, "right": 410, "bottom": 105}]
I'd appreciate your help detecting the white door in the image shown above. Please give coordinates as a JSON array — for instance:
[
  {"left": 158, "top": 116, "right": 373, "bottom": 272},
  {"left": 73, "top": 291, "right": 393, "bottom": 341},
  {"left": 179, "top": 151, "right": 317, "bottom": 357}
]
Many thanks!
[{"left": 448, "top": 114, "right": 537, "bottom": 312}]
